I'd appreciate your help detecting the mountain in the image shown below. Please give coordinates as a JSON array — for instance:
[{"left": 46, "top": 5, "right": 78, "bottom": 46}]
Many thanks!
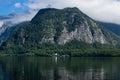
[
  {"left": 99, "top": 22, "right": 120, "bottom": 36},
  {"left": 0, "top": 7, "right": 120, "bottom": 55}
]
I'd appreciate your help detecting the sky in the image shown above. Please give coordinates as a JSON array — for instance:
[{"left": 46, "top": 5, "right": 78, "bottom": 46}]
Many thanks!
[
  {"left": 0, "top": 0, "right": 28, "bottom": 15},
  {"left": 0, "top": 0, "right": 120, "bottom": 26}
]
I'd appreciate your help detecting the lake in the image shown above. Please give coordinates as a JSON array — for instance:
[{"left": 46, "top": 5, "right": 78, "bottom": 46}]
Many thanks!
[{"left": 0, "top": 56, "right": 120, "bottom": 80}]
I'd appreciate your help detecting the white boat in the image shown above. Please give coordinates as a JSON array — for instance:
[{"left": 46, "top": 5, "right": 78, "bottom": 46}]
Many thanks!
[{"left": 53, "top": 53, "right": 59, "bottom": 57}]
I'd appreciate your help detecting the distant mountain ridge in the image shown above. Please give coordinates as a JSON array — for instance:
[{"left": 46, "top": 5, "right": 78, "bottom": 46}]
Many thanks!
[
  {"left": 0, "top": 21, "right": 29, "bottom": 44},
  {"left": 99, "top": 22, "right": 120, "bottom": 36},
  {"left": 0, "top": 15, "right": 15, "bottom": 43}
]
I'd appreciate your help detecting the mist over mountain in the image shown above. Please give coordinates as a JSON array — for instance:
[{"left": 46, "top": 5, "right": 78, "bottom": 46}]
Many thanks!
[{"left": 99, "top": 22, "right": 120, "bottom": 36}]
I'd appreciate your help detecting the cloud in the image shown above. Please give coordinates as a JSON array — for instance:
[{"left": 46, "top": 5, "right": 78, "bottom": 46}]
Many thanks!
[
  {"left": 25, "top": 0, "right": 120, "bottom": 24},
  {"left": 14, "top": 3, "right": 21, "bottom": 8},
  {"left": 11, "top": 10, "right": 38, "bottom": 23},
  {"left": 0, "top": 9, "right": 38, "bottom": 29},
  {"left": 4, "top": 10, "right": 38, "bottom": 24},
  {"left": 0, "top": 21, "right": 3, "bottom": 28}
]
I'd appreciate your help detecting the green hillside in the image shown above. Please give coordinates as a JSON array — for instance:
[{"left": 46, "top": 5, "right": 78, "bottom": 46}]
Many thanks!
[{"left": 0, "top": 7, "right": 120, "bottom": 56}]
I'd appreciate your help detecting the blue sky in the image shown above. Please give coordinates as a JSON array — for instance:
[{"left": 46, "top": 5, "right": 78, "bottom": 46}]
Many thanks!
[
  {"left": 0, "top": 0, "right": 120, "bottom": 25},
  {"left": 0, "top": 0, "right": 28, "bottom": 15}
]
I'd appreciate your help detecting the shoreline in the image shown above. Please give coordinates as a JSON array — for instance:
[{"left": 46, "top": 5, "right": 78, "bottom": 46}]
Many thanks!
[{"left": 0, "top": 49, "right": 120, "bottom": 57}]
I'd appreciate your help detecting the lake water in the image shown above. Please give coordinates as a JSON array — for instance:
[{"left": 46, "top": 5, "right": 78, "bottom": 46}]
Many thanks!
[{"left": 0, "top": 56, "right": 120, "bottom": 80}]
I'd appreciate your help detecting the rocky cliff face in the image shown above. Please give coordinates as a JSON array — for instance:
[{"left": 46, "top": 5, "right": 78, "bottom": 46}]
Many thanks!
[
  {"left": 44, "top": 23, "right": 106, "bottom": 45},
  {"left": 58, "top": 21, "right": 107, "bottom": 45},
  {"left": 31, "top": 7, "right": 119, "bottom": 45}
]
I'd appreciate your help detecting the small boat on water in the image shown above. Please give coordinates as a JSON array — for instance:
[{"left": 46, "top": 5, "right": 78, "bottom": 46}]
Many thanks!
[{"left": 53, "top": 53, "right": 59, "bottom": 57}]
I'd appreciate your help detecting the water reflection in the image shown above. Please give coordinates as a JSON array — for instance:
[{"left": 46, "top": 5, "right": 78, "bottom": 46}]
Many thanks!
[{"left": 0, "top": 57, "right": 120, "bottom": 80}]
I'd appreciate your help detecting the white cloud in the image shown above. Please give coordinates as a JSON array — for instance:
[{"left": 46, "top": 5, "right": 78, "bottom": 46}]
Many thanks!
[
  {"left": 0, "top": 21, "right": 3, "bottom": 28},
  {"left": 5, "top": 10, "right": 38, "bottom": 24},
  {"left": 14, "top": 3, "right": 21, "bottom": 8},
  {"left": 12, "top": 10, "right": 38, "bottom": 23},
  {"left": 25, "top": 0, "right": 120, "bottom": 24},
  {"left": 0, "top": 9, "right": 38, "bottom": 28}
]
